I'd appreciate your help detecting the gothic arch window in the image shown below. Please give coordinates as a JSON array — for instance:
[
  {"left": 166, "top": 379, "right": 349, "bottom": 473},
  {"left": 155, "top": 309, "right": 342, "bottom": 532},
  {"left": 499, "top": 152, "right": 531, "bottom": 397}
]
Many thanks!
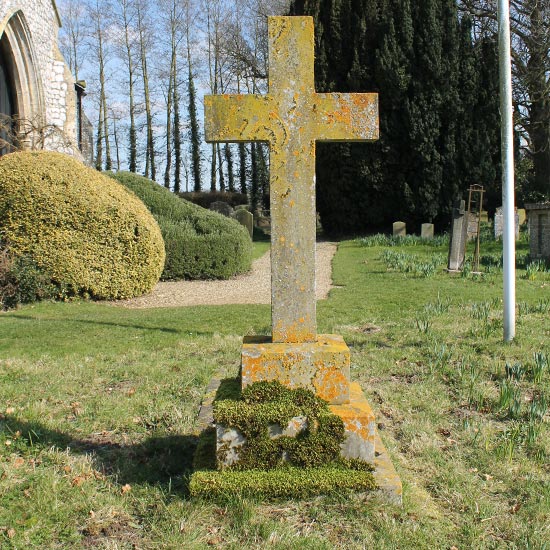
[
  {"left": 0, "top": 34, "right": 16, "bottom": 155},
  {"left": 0, "top": 10, "right": 45, "bottom": 151}
]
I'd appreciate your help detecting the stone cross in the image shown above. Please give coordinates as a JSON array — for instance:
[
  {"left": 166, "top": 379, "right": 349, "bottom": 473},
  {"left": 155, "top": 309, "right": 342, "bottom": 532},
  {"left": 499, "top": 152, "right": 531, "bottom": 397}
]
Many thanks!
[{"left": 205, "top": 16, "right": 378, "bottom": 344}]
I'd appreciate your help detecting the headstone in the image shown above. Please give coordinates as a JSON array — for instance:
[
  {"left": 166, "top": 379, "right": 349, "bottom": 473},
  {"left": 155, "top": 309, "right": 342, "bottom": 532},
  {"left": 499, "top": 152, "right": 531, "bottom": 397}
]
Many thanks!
[
  {"left": 421, "top": 223, "right": 434, "bottom": 239},
  {"left": 494, "top": 206, "right": 520, "bottom": 240},
  {"left": 393, "top": 221, "right": 406, "bottom": 237},
  {"left": 467, "top": 210, "right": 488, "bottom": 240},
  {"left": 525, "top": 202, "right": 550, "bottom": 260},
  {"left": 204, "top": 16, "right": 387, "bottom": 469},
  {"left": 235, "top": 208, "right": 253, "bottom": 238},
  {"left": 448, "top": 199, "right": 468, "bottom": 271},
  {"left": 209, "top": 201, "right": 235, "bottom": 218}
]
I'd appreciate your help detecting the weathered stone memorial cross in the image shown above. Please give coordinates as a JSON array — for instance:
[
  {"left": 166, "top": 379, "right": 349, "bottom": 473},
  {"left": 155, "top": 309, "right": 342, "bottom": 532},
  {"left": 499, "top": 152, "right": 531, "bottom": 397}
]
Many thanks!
[
  {"left": 202, "top": 17, "right": 402, "bottom": 501},
  {"left": 205, "top": 16, "right": 378, "bottom": 344}
]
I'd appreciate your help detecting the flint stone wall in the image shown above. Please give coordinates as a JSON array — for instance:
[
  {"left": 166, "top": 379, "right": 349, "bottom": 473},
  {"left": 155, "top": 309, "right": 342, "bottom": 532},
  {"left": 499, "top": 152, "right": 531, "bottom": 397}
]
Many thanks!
[{"left": 0, "top": 0, "right": 79, "bottom": 155}]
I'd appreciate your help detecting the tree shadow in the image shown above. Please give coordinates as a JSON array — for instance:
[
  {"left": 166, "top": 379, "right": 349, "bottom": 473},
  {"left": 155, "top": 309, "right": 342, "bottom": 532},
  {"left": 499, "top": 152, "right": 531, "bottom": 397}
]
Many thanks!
[
  {"left": 6, "top": 314, "right": 206, "bottom": 335},
  {"left": 1, "top": 416, "right": 199, "bottom": 497}
]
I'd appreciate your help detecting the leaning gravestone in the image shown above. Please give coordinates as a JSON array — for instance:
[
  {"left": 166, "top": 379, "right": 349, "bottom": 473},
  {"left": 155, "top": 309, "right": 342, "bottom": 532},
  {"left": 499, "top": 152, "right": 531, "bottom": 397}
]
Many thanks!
[
  {"left": 448, "top": 199, "right": 468, "bottom": 271},
  {"left": 393, "top": 221, "right": 406, "bottom": 237},
  {"left": 197, "top": 16, "right": 401, "bottom": 503},
  {"left": 421, "top": 223, "right": 434, "bottom": 239},
  {"left": 235, "top": 208, "right": 253, "bottom": 238}
]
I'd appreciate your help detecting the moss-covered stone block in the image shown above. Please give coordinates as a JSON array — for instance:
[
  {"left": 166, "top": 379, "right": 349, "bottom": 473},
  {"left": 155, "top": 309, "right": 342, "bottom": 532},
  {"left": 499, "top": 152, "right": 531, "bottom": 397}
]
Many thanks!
[
  {"left": 189, "top": 465, "right": 376, "bottom": 501},
  {"left": 193, "top": 378, "right": 402, "bottom": 504},
  {"left": 213, "top": 380, "right": 347, "bottom": 471}
]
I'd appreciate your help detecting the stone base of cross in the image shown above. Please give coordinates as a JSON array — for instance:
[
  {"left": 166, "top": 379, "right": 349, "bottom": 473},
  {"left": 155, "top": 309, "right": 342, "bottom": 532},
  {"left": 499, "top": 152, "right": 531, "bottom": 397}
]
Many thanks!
[
  {"left": 240, "top": 334, "right": 377, "bottom": 462},
  {"left": 204, "top": 17, "right": 400, "bottom": 491}
]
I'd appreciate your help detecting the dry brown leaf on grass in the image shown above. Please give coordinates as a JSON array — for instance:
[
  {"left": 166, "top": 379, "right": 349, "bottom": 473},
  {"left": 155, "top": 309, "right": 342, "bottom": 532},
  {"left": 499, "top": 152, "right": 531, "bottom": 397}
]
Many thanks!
[
  {"left": 71, "top": 476, "right": 87, "bottom": 487},
  {"left": 1, "top": 528, "right": 17, "bottom": 539},
  {"left": 121, "top": 484, "right": 132, "bottom": 494}
]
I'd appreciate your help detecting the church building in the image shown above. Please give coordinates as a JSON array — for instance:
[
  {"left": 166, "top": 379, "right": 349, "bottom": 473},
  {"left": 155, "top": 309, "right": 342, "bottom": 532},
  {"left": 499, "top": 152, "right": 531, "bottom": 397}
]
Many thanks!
[{"left": 0, "top": 0, "right": 90, "bottom": 160}]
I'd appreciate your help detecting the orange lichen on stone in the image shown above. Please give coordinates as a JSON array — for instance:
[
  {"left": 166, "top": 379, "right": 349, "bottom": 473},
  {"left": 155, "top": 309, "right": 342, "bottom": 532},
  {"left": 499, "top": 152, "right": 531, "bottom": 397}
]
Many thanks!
[
  {"left": 330, "top": 382, "right": 376, "bottom": 462},
  {"left": 241, "top": 334, "right": 351, "bottom": 405}
]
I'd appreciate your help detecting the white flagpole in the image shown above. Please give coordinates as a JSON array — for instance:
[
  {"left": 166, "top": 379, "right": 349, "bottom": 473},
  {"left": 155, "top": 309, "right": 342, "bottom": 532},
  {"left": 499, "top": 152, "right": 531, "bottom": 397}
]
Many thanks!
[{"left": 497, "top": 0, "right": 516, "bottom": 342}]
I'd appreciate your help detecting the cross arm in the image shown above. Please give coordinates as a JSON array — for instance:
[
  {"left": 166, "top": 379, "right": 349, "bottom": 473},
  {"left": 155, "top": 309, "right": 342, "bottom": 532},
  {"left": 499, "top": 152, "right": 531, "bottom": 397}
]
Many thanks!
[
  {"left": 313, "top": 93, "right": 379, "bottom": 142},
  {"left": 204, "top": 94, "right": 276, "bottom": 143}
]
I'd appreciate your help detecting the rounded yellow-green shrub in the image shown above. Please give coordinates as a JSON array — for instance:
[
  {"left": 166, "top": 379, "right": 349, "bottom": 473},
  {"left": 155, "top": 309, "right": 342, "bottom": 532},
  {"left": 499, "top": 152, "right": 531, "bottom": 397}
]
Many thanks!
[{"left": 0, "top": 151, "right": 165, "bottom": 299}]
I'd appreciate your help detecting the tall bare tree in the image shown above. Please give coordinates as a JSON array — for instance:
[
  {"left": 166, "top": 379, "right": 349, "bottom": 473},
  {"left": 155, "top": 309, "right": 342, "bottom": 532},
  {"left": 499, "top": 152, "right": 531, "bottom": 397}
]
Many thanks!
[
  {"left": 113, "top": 0, "right": 139, "bottom": 173},
  {"left": 161, "top": 0, "right": 185, "bottom": 190},
  {"left": 185, "top": 0, "right": 202, "bottom": 192},
  {"left": 87, "top": 0, "right": 113, "bottom": 171},
  {"left": 58, "top": 0, "right": 87, "bottom": 80},
  {"left": 460, "top": 0, "right": 550, "bottom": 198},
  {"left": 137, "top": 1, "right": 156, "bottom": 180}
]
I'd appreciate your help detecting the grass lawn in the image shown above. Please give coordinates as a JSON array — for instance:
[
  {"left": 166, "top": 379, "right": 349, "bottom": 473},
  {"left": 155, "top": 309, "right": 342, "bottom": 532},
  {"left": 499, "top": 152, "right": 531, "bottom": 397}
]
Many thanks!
[{"left": 1, "top": 236, "right": 549, "bottom": 549}]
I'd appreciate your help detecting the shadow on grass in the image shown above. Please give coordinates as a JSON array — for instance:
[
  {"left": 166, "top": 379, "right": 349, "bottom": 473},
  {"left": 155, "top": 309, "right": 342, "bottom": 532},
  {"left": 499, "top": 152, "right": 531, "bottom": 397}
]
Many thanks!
[
  {"left": 1, "top": 416, "right": 199, "bottom": 497},
  {"left": 7, "top": 314, "right": 207, "bottom": 335}
]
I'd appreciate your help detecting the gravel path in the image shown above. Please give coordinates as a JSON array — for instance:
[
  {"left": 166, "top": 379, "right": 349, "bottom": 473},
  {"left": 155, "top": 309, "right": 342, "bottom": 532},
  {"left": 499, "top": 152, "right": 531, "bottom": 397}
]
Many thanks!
[{"left": 113, "top": 241, "right": 337, "bottom": 309}]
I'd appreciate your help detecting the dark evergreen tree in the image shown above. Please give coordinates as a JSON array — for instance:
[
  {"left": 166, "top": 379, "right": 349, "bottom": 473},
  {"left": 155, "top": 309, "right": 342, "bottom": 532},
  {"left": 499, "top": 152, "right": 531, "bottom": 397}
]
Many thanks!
[
  {"left": 250, "top": 142, "right": 260, "bottom": 213},
  {"left": 187, "top": 66, "right": 202, "bottom": 192},
  {"left": 224, "top": 144, "right": 235, "bottom": 192},
  {"left": 258, "top": 144, "right": 270, "bottom": 211},
  {"left": 210, "top": 143, "right": 217, "bottom": 191},
  {"left": 289, "top": 0, "right": 501, "bottom": 234},
  {"left": 239, "top": 143, "right": 247, "bottom": 195},
  {"left": 173, "top": 80, "right": 182, "bottom": 193},
  {"left": 472, "top": 36, "right": 501, "bottom": 214},
  {"left": 216, "top": 144, "right": 225, "bottom": 192}
]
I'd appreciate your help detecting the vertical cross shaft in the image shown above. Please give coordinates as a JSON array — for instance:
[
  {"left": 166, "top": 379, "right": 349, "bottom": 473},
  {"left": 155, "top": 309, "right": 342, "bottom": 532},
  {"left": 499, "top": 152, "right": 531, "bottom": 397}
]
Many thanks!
[{"left": 204, "top": 16, "right": 378, "bottom": 344}]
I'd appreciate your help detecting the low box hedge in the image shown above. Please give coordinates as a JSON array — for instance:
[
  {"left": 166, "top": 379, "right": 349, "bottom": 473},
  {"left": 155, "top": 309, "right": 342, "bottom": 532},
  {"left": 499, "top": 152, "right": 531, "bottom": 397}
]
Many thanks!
[
  {"left": 0, "top": 152, "right": 165, "bottom": 301},
  {"left": 110, "top": 172, "right": 252, "bottom": 280}
]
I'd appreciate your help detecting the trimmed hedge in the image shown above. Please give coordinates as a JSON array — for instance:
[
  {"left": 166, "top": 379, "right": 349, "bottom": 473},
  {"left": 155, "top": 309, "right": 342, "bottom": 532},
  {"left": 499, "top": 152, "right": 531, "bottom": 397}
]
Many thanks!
[
  {"left": 0, "top": 151, "right": 165, "bottom": 300},
  {"left": 110, "top": 172, "right": 252, "bottom": 280}
]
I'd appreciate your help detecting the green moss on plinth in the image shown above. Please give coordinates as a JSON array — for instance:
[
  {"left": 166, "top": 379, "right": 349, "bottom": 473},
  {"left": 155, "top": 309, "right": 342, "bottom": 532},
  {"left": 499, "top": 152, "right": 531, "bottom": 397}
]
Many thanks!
[
  {"left": 190, "top": 464, "right": 375, "bottom": 501},
  {"left": 213, "top": 380, "right": 347, "bottom": 470}
]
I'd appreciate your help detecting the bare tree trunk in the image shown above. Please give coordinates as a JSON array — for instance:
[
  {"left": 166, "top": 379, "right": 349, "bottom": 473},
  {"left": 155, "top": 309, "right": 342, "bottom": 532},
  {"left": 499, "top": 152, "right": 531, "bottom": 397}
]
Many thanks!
[
  {"left": 217, "top": 144, "right": 225, "bottom": 191},
  {"left": 205, "top": 0, "right": 222, "bottom": 191},
  {"left": 224, "top": 143, "right": 235, "bottom": 192},
  {"left": 95, "top": 99, "right": 103, "bottom": 170},
  {"left": 239, "top": 143, "right": 247, "bottom": 195},
  {"left": 210, "top": 143, "right": 217, "bottom": 191},
  {"left": 112, "top": 111, "right": 121, "bottom": 171},
  {"left": 58, "top": 0, "right": 86, "bottom": 80},
  {"left": 101, "top": 75, "right": 112, "bottom": 170},
  {"left": 117, "top": 0, "right": 138, "bottom": 173},
  {"left": 90, "top": 0, "right": 111, "bottom": 171},
  {"left": 186, "top": 3, "right": 201, "bottom": 191},
  {"left": 173, "top": 69, "right": 182, "bottom": 193},
  {"left": 165, "top": 47, "right": 175, "bottom": 188},
  {"left": 137, "top": 2, "right": 156, "bottom": 180}
]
